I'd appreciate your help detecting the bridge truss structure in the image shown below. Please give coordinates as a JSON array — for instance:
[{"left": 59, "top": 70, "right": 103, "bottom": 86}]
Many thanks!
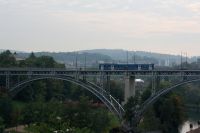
[{"left": 1, "top": 68, "right": 200, "bottom": 132}]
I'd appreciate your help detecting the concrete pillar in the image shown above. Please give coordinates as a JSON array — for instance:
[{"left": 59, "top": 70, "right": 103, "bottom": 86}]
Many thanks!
[{"left": 124, "top": 76, "right": 135, "bottom": 103}]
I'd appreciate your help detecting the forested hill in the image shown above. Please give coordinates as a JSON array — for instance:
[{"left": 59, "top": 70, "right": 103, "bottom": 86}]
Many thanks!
[
  {"left": 1, "top": 49, "right": 199, "bottom": 67},
  {"left": 15, "top": 52, "right": 112, "bottom": 68},
  {"left": 82, "top": 49, "right": 198, "bottom": 63}
]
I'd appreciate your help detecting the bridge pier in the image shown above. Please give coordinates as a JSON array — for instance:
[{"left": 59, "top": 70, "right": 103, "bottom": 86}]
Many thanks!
[
  {"left": 6, "top": 73, "right": 10, "bottom": 90},
  {"left": 124, "top": 76, "right": 135, "bottom": 103},
  {"left": 152, "top": 75, "right": 160, "bottom": 96},
  {"left": 106, "top": 75, "right": 111, "bottom": 93}
]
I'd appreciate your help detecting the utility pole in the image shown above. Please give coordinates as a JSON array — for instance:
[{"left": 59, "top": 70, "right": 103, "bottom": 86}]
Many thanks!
[
  {"left": 75, "top": 52, "right": 78, "bottom": 70},
  {"left": 75, "top": 52, "right": 79, "bottom": 80},
  {"left": 83, "top": 53, "right": 87, "bottom": 81},
  {"left": 127, "top": 51, "right": 129, "bottom": 65},
  {"left": 84, "top": 53, "right": 86, "bottom": 70},
  {"left": 126, "top": 50, "right": 129, "bottom": 74},
  {"left": 186, "top": 52, "right": 188, "bottom": 65}
]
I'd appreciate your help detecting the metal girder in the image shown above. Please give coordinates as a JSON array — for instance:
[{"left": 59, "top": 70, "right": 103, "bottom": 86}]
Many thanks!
[
  {"left": 135, "top": 78, "right": 200, "bottom": 125},
  {"left": 8, "top": 75, "right": 125, "bottom": 120},
  {"left": 2, "top": 67, "right": 200, "bottom": 131}
]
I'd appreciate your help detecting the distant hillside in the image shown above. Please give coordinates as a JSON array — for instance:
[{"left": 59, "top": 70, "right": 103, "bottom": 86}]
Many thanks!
[
  {"left": 82, "top": 49, "right": 179, "bottom": 60},
  {"left": 82, "top": 49, "right": 198, "bottom": 66},
  {"left": 15, "top": 51, "right": 112, "bottom": 68},
  {"left": 1, "top": 49, "right": 199, "bottom": 67}
]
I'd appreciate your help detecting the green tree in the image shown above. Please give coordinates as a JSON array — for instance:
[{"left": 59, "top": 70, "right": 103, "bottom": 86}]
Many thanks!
[
  {"left": 27, "top": 123, "right": 52, "bottom": 133},
  {"left": 110, "top": 80, "right": 124, "bottom": 103},
  {"left": 0, "top": 50, "right": 17, "bottom": 67},
  {"left": 71, "top": 96, "right": 91, "bottom": 128},
  {"left": 90, "top": 109, "right": 110, "bottom": 133},
  {"left": 138, "top": 108, "right": 160, "bottom": 132},
  {"left": 158, "top": 80, "right": 171, "bottom": 90},
  {"left": 0, "top": 97, "right": 12, "bottom": 125},
  {"left": 17, "top": 53, "right": 65, "bottom": 102},
  {"left": 75, "top": 127, "right": 93, "bottom": 133},
  {"left": 124, "top": 96, "right": 139, "bottom": 124},
  {"left": 0, "top": 117, "right": 5, "bottom": 133},
  {"left": 141, "top": 89, "right": 151, "bottom": 103},
  {"left": 154, "top": 94, "right": 185, "bottom": 133}
]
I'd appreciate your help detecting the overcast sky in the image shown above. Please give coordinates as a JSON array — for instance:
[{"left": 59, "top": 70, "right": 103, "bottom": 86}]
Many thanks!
[{"left": 0, "top": 0, "right": 200, "bottom": 56}]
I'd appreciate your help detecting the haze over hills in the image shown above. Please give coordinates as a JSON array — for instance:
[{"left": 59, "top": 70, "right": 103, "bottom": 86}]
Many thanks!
[
  {"left": 1, "top": 49, "right": 199, "bottom": 67},
  {"left": 82, "top": 49, "right": 196, "bottom": 62}
]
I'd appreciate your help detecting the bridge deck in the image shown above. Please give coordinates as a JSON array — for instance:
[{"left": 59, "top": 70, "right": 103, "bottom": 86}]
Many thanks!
[{"left": 0, "top": 68, "right": 200, "bottom": 76}]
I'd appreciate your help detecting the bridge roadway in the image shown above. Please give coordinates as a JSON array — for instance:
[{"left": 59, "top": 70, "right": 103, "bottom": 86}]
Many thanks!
[{"left": 1, "top": 68, "right": 200, "bottom": 76}]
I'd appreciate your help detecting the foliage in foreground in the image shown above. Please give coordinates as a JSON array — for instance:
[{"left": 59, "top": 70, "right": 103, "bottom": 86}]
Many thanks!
[{"left": 124, "top": 81, "right": 186, "bottom": 133}]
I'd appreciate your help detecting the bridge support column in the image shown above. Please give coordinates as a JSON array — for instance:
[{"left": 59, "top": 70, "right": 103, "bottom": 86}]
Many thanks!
[
  {"left": 124, "top": 76, "right": 135, "bottom": 103},
  {"left": 106, "top": 75, "right": 110, "bottom": 93},
  {"left": 6, "top": 74, "right": 10, "bottom": 89}
]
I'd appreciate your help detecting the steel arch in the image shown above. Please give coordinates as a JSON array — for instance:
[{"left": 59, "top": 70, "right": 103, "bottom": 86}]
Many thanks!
[
  {"left": 135, "top": 78, "right": 200, "bottom": 124},
  {"left": 9, "top": 76, "right": 125, "bottom": 119}
]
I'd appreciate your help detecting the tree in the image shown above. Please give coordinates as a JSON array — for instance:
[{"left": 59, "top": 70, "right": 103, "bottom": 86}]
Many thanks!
[
  {"left": 124, "top": 96, "right": 139, "bottom": 124},
  {"left": 0, "top": 97, "right": 12, "bottom": 125},
  {"left": 71, "top": 96, "right": 91, "bottom": 128},
  {"left": 154, "top": 94, "right": 185, "bottom": 133},
  {"left": 75, "top": 127, "right": 93, "bottom": 133},
  {"left": 0, "top": 50, "right": 17, "bottom": 67},
  {"left": 0, "top": 117, "right": 5, "bottom": 133},
  {"left": 29, "top": 52, "right": 36, "bottom": 59},
  {"left": 27, "top": 123, "right": 52, "bottom": 133},
  {"left": 141, "top": 89, "right": 151, "bottom": 103},
  {"left": 10, "top": 104, "right": 23, "bottom": 128},
  {"left": 138, "top": 108, "right": 160, "bottom": 132},
  {"left": 158, "top": 80, "right": 171, "bottom": 90},
  {"left": 109, "top": 80, "right": 124, "bottom": 103},
  {"left": 90, "top": 109, "right": 110, "bottom": 133}
]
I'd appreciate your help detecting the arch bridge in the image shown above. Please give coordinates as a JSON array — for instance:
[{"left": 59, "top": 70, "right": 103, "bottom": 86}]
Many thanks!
[{"left": 1, "top": 68, "right": 200, "bottom": 132}]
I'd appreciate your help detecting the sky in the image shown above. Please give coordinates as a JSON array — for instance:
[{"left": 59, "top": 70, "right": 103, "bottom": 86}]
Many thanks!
[{"left": 0, "top": 0, "right": 200, "bottom": 56}]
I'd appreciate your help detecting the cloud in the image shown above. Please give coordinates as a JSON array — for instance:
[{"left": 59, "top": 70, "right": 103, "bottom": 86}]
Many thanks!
[
  {"left": 50, "top": 10, "right": 200, "bottom": 37},
  {"left": 187, "top": 2, "right": 200, "bottom": 13},
  {"left": 1, "top": 0, "right": 200, "bottom": 55},
  {"left": 1, "top": 0, "right": 200, "bottom": 36}
]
